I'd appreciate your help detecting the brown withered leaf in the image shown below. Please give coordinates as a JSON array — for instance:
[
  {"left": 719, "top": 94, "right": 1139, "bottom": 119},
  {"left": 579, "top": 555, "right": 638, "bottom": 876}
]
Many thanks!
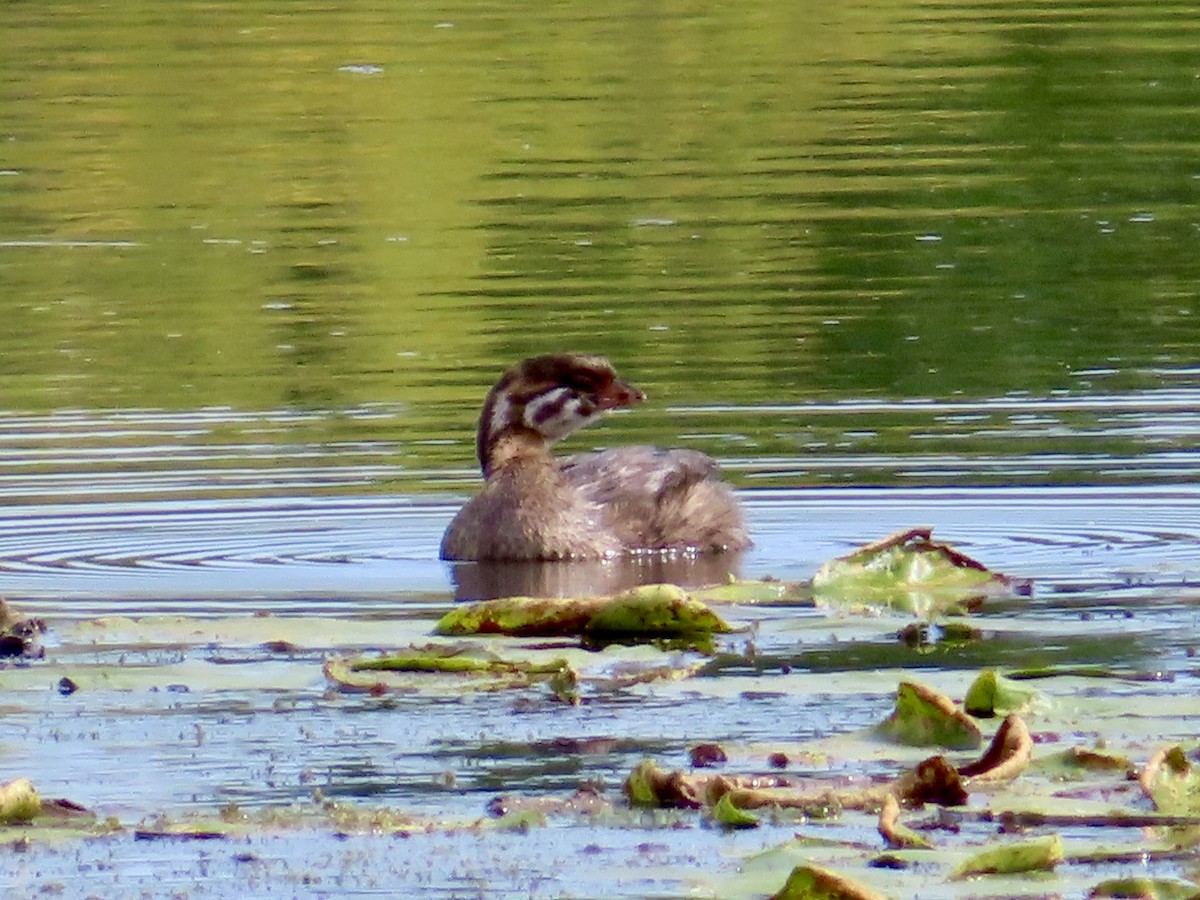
[{"left": 958, "top": 714, "right": 1033, "bottom": 782}]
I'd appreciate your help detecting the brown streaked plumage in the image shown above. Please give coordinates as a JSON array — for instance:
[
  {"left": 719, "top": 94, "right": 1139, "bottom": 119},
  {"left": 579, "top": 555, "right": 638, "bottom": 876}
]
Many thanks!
[{"left": 439, "top": 354, "right": 750, "bottom": 561}]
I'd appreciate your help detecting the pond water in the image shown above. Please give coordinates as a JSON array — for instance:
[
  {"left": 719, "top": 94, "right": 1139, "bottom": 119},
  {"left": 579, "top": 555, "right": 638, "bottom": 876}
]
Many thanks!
[{"left": 1, "top": 0, "right": 1199, "bottom": 897}]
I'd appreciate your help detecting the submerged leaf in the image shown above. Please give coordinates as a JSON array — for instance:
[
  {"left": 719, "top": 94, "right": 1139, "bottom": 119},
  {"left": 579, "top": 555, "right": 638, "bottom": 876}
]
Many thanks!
[
  {"left": 876, "top": 681, "right": 982, "bottom": 750},
  {"left": 770, "top": 863, "right": 892, "bottom": 900},
  {"left": 1035, "top": 746, "right": 1136, "bottom": 779},
  {"left": 812, "top": 527, "right": 1025, "bottom": 617},
  {"left": 322, "top": 646, "right": 570, "bottom": 695},
  {"left": 952, "top": 833, "right": 1063, "bottom": 878}
]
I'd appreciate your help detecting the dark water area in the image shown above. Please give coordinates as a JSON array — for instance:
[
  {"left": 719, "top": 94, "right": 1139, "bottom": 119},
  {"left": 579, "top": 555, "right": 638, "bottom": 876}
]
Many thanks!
[{"left": 1, "top": 0, "right": 1199, "bottom": 896}]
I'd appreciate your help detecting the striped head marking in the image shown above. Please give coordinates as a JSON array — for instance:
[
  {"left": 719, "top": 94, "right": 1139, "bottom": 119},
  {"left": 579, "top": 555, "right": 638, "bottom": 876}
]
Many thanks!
[{"left": 476, "top": 354, "right": 644, "bottom": 472}]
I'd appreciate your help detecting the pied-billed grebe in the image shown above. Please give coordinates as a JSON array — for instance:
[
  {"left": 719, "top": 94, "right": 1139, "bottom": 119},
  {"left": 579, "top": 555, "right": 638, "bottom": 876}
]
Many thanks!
[{"left": 439, "top": 354, "right": 749, "bottom": 561}]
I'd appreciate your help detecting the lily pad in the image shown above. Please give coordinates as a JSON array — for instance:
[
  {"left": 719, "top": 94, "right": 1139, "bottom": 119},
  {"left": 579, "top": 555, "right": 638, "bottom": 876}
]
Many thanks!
[
  {"left": 770, "top": 863, "right": 892, "bottom": 900},
  {"left": 0, "top": 778, "right": 41, "bottom": 824},
  {"left": 711, "top": 790, "right": 761, "bottom": 829},
  {"left": 434, "top": 583, "right": 729, "bottom": 642},
  {"left": 876, "top": 681, "right": 983, "bottom": 750},
  {"left": 1140, "top": 745, "right": 1200, "bottom": 815},
  {"left": 1088, "top": 876, "right": 1200, "bottom": 899},
  {"left": 434, "top": 595, "right": 607, "bottom": 636},
  {"left": 812, "top": 527, "right": 1026, "bottom": 617},
  {"left": 963, "top": 669, "right": 1042, "bottom": 718},
  {"left": 952, "top": 833, "right": 1064, "bottom": 878},
  {"left": 582, "top": 584, "right": 730, "bottom": 640}
]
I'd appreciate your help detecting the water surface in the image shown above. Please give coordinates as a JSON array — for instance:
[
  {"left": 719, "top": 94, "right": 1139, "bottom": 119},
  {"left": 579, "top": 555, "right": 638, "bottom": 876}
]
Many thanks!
[{"left": 1, "top": 0, "right": 1198, "bottom": 896}]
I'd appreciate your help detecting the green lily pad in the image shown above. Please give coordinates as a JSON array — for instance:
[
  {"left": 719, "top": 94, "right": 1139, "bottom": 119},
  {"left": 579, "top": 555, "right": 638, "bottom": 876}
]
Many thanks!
[
  {"left": 770, "top": 863, "right": 892, "bottom": 900},
  {"left": 1088, "top": 876, "right": 1200, "bottom": 900},
  {"left": 963, "top": 669, "right": 1041, "bottom": 717},
  {"left": 812, "top": 528, "right": 1024, "bottom": 617},
  {"left": 876, "top": 681, "right": 983, "bottom": 750},
  {"left": 434, "top": 595, "right": 606, "bottom": 636},
  {"left": 0, "top": 778, "right": 41, "bottom": 824},
  {"left": 711, "top": 790, "right": 760, "bottom": 829},
  {"left": 1140, "top": 746, "right": 1200, "bottom": 815},
  {"left": 582, "top": 584, "right": 730, "bottom": 640},
  {"left": 434, "top": 583, "right": 729, "bottom": 642},
  {"left": 952, "top": 833, "right": 1064, "bottom": 878}
]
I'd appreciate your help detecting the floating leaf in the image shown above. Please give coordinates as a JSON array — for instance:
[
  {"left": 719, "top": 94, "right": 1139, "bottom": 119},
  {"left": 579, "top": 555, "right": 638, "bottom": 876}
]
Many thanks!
[
  {"left": 322, "top": 646, "right": 570, "bottom": 695},
  {"left": 770, "top": 863, "right": 892, "bottom": 900},
  {"left": 1088, "top": 876, "right": 1200, "bottom": 899},
  {"left": 692, "top": 578, "right": 805, "bottom": 605},
  {"left": 711, "top": 790, "right": 760, "bottom": 829},
  {"left": 0, "top": 778, "right": 41, "bottom": 824},
  {"left": 623, "top": 759, "right": 704, "bottom": 809},
  {"left": 434, "top": 584, "right": 729, "bottom": 642},
  {"left": 963, "top": 669, "right": 1041, "bottom": 717},
  {"left": 952, "top": 833, "right": 1063, "bottom": 878},
  {"left": 812, "top": 528, "right": 1027, "bottom": 617},
  {"left": 582, "top": 584, "right": 729, "bottom": 640},
  {"left": 434, "top": 595, "right": 607, "bottom": 636},
  {"left": 876, "top": 681, "right": 982, "bottom": 750},
  {"left": 1140, "top": 745, "right": 1200, "bottom": 814},
  {"left": 1035, "top": 746, "right": 1136, "bottom": 780}
]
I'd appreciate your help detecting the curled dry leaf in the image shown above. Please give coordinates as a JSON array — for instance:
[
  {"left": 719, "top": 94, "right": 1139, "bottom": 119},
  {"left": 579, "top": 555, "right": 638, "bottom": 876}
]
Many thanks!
[
  {"left": 891, "top": 755, "right": 969, "bottom": 808},
  {"left": 878, "top": 793, "right": 934, "bottom": 850},
  {"left": 958, "top": 714, "right": 1033, "bottom": 782},
  {"left": 0, "top": 599, "right": 45, "bottom": 659}
]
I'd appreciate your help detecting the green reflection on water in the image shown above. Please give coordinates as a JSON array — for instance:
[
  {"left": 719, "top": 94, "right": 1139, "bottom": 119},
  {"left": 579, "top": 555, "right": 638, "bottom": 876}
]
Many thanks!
[{"left": 0, "top": 0, "right": 1196, "bottom": 493}]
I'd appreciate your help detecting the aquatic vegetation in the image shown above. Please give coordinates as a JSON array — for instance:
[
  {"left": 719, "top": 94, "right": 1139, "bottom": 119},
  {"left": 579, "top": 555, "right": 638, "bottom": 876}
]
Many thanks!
[{"left": 1, "top": 529, "right": 1197, "bottom": 898}]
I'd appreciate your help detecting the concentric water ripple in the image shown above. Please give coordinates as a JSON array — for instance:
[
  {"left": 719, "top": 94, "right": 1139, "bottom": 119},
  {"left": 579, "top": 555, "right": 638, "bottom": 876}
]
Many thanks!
[{"left": 1, "top": 486, "right": 1194, "bottom": 617}]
